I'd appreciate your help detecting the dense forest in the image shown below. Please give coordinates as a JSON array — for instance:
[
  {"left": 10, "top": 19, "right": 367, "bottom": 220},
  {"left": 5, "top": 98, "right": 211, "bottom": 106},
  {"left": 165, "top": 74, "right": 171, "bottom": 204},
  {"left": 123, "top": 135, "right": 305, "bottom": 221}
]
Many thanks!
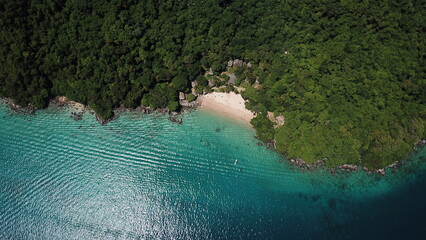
[{"left": 1, "top": 0, "right": 425, "bottom": 168}]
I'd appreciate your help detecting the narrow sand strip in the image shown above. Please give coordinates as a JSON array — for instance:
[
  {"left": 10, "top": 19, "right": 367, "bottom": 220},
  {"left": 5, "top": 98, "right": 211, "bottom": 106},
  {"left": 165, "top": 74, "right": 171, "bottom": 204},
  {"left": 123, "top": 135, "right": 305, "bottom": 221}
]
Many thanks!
[{"left": 198, "top": 92, "right": 255, "bottom": 126}]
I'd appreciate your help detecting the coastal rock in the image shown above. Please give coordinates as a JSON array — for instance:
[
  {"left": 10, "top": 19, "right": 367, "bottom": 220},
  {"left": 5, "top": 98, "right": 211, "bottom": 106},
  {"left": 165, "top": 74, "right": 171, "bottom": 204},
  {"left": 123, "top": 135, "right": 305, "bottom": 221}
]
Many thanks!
[
  {"left": 6, "top": 98, "right": 35, "bottom": 114},
  {"left": 388, "top": 161, "right": 400, "bottom": 169},
  {"left": 168, "top": 111, "right": 183, "bottom": 124},
  {"left": 95, "top": 114, "right": 108, "bottom": 125},
  {"left": 191, "top": 81, "right": 197, "bottom": 88},
  {"left": 179, "top": 100, "right": 198, "bottom": 108},
  {"left": 55, "top": 96, "right": 69, "bottom": 105},
  {"left": 191, "top": 88, "right": 198, "bottom": 97},
  {"left": 179, "top": 92, "right": 186, "bottom": 100},
  {"left": 338, "top": 164, "right": 358, "bottom": 172},
  {"left": 290, "top": 157, "right": 305, "bottom": 166},
  {"left": 266, "top": 139, "right": 276, "bottom": 149},
  {"left": 169, "top": 116, "right": 177, "bottom": 123},
  {"left": 363, "top": 167, "right": 387, "bottom": 176},
  {"left": 376, "top": 168, "right": 386, "bottom": 176},
  {"left": 71, "top": 111, "right": 83, "bottom": 121},
  {"left": 169, "top": 111, "right": 179, "bottom": 116}
]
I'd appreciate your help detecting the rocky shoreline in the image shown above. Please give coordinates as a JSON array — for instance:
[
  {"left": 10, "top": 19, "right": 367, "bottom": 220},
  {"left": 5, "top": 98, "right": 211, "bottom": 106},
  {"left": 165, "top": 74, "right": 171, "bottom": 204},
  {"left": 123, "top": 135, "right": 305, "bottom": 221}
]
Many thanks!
[
  {"left": 285, "top": 148, "right": 426, "bottom": 176},
  {"left": 52, "top": 95, "right": 200, "bottom": 125},
  {"left": 3, "top": 98, "right": 36, "bottom": 115},
  {"left": 2, "top": 96, "right": 424, "bottom": 174},
  {"left": 2, "top": 96, "right": 194, "bottom": 126}
]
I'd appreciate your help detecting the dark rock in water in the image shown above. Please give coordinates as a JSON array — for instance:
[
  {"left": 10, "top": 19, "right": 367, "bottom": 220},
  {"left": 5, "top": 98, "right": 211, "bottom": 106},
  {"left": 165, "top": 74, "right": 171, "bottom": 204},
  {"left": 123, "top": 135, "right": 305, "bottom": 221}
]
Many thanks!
[
  {"left": 215, "top": 128, "right": 221, "bottom": 133},
  {"left": 169, "top": 117, "right": 177, "bottom": 123},
  {"left": 5, "top": 98, "right": 35, "bottom": 115},
  {"left": 257, "top": 142, "right": 263, "bottom": 146},
  {"left": 96, "top": 115, "right": 107, "bottom": 125},
  {"left": 71, "top": 111, "right": 83, "bottom": 121},
  {"left": 290, "top": 157, "right": 305, "bottom": 166},
  {"left": 95, "top": 114, "right": 116, "bottom": 125},
  {"left": 266, "top": 139, "right": 276, "bottom": 149},
  {"left": 178, "top": 118, "right": 182, "bottom": 124},
  {"left": 388, "top": 161, "right": 400, "bottom": 169}
]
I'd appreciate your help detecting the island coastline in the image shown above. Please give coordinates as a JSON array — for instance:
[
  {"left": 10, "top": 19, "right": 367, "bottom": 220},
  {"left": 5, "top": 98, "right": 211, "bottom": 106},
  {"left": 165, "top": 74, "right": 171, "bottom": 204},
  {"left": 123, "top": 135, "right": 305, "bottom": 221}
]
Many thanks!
[{"left": 1, "top": 95, "right": 424, "bottom": 175}]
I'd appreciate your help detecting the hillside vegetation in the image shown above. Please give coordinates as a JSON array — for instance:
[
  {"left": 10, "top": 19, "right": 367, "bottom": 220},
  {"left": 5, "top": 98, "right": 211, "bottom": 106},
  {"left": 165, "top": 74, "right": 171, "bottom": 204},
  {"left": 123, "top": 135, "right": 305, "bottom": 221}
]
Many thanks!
[{"left": 1, "top": 0, "right": 425, "bottom": 168}]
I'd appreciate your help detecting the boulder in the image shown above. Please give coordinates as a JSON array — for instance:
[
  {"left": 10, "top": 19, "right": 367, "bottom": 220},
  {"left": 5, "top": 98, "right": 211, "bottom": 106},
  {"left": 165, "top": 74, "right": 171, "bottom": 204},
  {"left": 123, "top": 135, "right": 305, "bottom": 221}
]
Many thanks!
[
  {"left": 227, "top": 60, "right": 233, "bottom": 67},
  {"left": 388, "top": 161, "right": 400, "bottom": 169},
  {"left": 233, "top": 59, "right": 243, "bottom": 67},
  {"left": 179, "top": 92, "right": 185, "bottom": 100},
  {"left": 266, "top": 139, "right": 276, "bottom": 149},
  {"left": 191, "top": 88, "right": 198, "bottom": 96},
  {"left": 339, "top": 164, "right": 358, "bottom": 171},
  {"left": 180, "top": 100, "right": 197, "bottom": 108},
  {"left": 377, "top": 168, "right": 386, "bottom": 176}
]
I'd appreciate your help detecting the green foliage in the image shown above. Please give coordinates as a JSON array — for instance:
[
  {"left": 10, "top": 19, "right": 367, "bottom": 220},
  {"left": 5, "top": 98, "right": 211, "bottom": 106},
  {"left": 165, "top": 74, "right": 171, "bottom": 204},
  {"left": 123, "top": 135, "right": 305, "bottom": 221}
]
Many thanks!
[
  {"left": 251, "top": 114, "right": 275, "bottom": 142},
  {"left": 221, "top": 74, "right": 230, "bottom": 82},
  {"left": 186, "top": 94, "right": 197, "bottom": 102},
  {"left": 171, "top": 74, "right": 189, "bottom": 92},
  {"left": 196, "top": 75, "right": 208, "bottom": 87},
  {"left": 167, "top": 100, "right": 179, "bottom": 112},
  {"left": 0, "top": 0, "right": 424, "bottom": 168}
]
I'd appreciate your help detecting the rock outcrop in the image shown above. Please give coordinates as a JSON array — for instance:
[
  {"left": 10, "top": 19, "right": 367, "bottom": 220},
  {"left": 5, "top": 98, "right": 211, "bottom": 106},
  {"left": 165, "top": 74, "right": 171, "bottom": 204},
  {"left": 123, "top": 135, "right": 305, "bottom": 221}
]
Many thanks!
[
  {"left": 227, "top": 59, "right": 244, "bottom": 68},
  {"left": 5, "top": 98, "right": 35, "bottom": 114},
  {"left": 338, "top": 164, "right": 358, "bottom": 172}
]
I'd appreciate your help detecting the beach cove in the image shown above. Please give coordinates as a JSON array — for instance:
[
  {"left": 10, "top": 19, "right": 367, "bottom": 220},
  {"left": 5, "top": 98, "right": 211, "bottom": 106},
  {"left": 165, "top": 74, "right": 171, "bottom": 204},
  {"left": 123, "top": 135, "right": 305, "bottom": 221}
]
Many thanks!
[
  {"left": 198, "top": 92, "right": 255, "bottom": 126},
  {"left": 1, "top": 102, "right": 426, "bottom": 239}
]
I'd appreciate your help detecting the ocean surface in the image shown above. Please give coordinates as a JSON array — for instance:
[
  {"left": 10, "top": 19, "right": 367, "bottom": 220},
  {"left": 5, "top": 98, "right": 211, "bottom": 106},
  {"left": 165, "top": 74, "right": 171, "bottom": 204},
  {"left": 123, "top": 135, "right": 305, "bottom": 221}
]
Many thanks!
[{"left": 0, "top": 103, "right": 425, "bottom": 240}]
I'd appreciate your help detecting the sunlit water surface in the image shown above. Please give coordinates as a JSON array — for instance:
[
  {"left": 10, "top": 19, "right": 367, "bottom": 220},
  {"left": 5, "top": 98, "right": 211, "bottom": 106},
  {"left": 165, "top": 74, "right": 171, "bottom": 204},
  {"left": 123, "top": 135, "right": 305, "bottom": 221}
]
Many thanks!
[{"left": 0, "top": 103, "right": 425, "bottom": 239}]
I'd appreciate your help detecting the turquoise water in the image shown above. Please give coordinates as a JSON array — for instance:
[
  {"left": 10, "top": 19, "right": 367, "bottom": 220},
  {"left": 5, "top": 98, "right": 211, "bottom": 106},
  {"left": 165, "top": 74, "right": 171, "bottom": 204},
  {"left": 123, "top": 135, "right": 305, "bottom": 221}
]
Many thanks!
[{"left": 1, "top": 103, "right": 426, "bottom": 239}]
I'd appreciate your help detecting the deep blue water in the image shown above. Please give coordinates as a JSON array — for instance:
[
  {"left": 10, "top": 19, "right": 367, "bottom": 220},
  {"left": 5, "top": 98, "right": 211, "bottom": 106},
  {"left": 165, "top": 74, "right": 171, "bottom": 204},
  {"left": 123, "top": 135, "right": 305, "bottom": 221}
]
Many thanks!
[{"left": 0, "top": 103, "right": 425, "bottom": 239}]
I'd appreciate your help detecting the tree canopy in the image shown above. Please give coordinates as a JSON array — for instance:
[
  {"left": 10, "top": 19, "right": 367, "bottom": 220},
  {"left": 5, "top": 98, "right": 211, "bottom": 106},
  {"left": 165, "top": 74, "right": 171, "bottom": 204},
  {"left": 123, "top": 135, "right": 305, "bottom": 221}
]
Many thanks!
[{"left": 1, "top": 0, "right": 425, "bottom": 168}]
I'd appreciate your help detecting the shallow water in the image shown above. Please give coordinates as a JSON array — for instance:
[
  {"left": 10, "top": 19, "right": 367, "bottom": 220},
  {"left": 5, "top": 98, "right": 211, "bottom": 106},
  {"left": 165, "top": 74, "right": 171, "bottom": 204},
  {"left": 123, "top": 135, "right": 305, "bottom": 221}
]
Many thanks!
[{"left": 0, "top": 104, "right": 425, "bottom": 239}]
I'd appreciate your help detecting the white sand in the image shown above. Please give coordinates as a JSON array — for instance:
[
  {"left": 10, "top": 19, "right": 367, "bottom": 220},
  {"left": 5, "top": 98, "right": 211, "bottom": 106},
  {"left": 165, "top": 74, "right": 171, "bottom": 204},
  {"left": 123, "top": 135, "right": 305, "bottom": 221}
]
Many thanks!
[{"left": 198, "top": 92, "right": 255, "bottom": 125}]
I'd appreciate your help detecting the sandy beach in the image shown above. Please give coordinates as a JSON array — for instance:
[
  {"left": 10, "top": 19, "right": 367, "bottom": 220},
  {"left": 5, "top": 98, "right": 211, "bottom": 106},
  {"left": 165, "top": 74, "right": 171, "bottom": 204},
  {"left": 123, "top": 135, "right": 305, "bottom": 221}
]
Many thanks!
[{"left": 198, "top": 92, "right": 255, "bottom": 126}]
